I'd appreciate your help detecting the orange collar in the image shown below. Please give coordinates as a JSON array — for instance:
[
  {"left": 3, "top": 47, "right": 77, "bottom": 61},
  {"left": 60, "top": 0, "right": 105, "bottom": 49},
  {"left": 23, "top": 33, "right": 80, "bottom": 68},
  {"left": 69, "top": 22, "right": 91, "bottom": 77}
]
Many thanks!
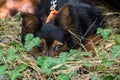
[{"left": 45, "top": 10, "right": 58, "bottom": 24}]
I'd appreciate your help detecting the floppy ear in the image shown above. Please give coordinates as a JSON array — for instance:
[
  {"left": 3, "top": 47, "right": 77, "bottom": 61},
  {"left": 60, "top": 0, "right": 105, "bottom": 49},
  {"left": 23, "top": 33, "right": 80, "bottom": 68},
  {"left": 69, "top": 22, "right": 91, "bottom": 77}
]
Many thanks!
[
  {"left": 21, "top": 13, "right": 43, "bottom": 44},
  {"left": 54, "top": 5, "right": 83, "bottom": 35},
  {"left": 21, "top": 13, "right": 43, "bottom": 30},
  {"left": 54, "top": 6, "right": 73, "bottom": 30},
  {"left": 54, "top": 5, "right": 80, "bottom": 31}
]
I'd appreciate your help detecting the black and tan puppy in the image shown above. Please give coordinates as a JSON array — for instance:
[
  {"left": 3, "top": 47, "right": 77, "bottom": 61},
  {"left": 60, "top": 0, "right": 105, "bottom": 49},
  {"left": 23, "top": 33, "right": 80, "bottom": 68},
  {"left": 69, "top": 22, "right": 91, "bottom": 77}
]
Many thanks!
[
  {"left": 21, "top": 14, "right": 70, "bottom": 56},
  {"left": 35, "top": 23, "right": 71, "bottom": 56},
  {"left": 22, "top": 0, "right": 105, "bottom": 56}
]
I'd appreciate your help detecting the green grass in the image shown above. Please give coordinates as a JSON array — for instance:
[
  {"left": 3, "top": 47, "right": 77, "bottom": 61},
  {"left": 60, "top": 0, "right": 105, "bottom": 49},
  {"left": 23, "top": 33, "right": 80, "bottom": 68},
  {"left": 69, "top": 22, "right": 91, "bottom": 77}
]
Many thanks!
[{"left": 0, "top": 13, "right": 120, "bottom": 80}]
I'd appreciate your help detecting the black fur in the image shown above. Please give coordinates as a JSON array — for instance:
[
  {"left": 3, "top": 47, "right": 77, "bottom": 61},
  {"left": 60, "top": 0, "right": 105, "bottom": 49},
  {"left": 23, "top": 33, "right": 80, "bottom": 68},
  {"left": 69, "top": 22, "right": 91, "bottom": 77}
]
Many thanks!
[
  {"left": 35, "top": 23, "right": 71, "bottom": 48},
  {"left": 35, "top": 0, "right": 104, "bottom": 47},
  {"left": 35, "top": 0, "right": 87, "bottom": 19},
  {"left": 60, "top": 2, "right": 103, "bottom": 35}
]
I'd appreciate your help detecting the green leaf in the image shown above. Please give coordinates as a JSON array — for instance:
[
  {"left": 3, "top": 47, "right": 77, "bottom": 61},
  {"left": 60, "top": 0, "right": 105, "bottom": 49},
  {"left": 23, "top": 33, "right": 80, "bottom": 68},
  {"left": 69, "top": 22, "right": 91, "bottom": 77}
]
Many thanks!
[
  {"left": 25, "top": 34, "right": 40, "bottom": 51},
  {"left": 59, "top": 73, "right": 70, "bottom": 80},
  {"left": 0, "top": 49, "right": 4, "bottom": 58},
  {"left": 59, "top": 53, "right": 68, "bottom": 58},
  {"left": 66, "top": 49, "right": 88, "bottom": 61},
  {"left": 111, "top": 45, "right": 120, "bottom": 58},
  {"left": 37, "top": 57, "right": 53, "bottom": 75},
  {"left": 91, "top": 75, "right": 99, "bottom": 80},
  {"left": 80, "top": 52, "right": 93, "bottom": 57},
  {"left": 13, "top": 12, "right": 21, "bottom": 21},
  {"left": 0, "top": 65, "right": 6, "bottom": 75},
  {"left": 96, "top": 65, "right": 105, "bottom": 71},
  {"left": 9, "top": 64, "right": 28, "bottom": 80},
  {"left": 115, "top": 34, "right": 120, "bottom": 45},
  {"left": 6, "top": 48, "right": 19, "bottom": 62},
  {"left": 97, "top": 28, "right": 112, "bottom": 40},
  {"left": 36, "top": 57, "right": 47, "bottom": 65},
  {"left": 69, "top": 71, "right": 78, "bottom": 77},
  {"left": 55, "top": 65, "right": 68, "bottom": 71},
  {"left": 9, "top": 71, "right": 20, "bottom": 80},
  {"left": 25, "top": 34, "right": 34, "bottom": 41},
  {"left": 69, "top": 49, "right": 80, "bottom": 55},
  {"left": 15, "top": 63, "right": 28, "bottom": 72},
  {"left": 16, "top": 44, "right": 25, "bottom": 51},
  {"left": 99, "top": 51, "right": 107, "bottom": 57},
  {"left": 102, "top": 58, "right": 115, "bottom": 67},
  {"left": 83, "top": 62, "right": 93, "bottom": 67},
  {"left": 0, "top": 19, "right": 9, "bottom": 25},
  {"left": 37, "top": 56, "right": 67, "bottom": 75},
  {"left": 103, "top": 75, "right": 118, "bottom": 80}
]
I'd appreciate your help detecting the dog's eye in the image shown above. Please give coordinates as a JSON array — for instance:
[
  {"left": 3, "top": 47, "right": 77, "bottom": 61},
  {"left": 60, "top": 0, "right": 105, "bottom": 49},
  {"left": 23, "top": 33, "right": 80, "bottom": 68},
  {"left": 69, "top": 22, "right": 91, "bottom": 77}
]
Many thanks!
[
  {"left": 39, "top": 44, "right": 44, "bottom": 51},
  {"left": 54, "top": 45, "right": 62, "bottom": 51}
]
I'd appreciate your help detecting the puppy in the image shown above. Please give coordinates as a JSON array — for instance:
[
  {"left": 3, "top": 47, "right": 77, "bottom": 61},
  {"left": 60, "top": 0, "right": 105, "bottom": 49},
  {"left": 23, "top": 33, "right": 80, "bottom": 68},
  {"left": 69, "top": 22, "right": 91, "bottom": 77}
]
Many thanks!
[
  {"left": 35, "top": 23, "right": 71, "bottom": 56},
  {"left": 22, "top": 0, "right": 105, "bottom": 56},
  {"left": 21, "top": 14, "right": 69, "bottom": 56}
]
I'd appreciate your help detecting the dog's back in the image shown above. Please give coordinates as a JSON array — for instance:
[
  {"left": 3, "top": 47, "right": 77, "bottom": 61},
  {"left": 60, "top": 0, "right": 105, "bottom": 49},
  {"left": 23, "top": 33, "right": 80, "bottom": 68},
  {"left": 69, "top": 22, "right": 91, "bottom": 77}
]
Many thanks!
[
  {"left": 54, "top": 1, "right": 105, "bottom": 43},
  {"left": 35, "top": 0, "right": 88, "bottom": 18}
]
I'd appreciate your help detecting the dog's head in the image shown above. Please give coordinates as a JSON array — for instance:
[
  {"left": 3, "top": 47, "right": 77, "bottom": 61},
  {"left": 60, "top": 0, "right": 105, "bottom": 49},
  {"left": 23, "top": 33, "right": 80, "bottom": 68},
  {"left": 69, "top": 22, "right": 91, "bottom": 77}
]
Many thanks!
[
  {"left": 21, "top": 5, "right": 81, "bottom": 56},
  {"left": 35, "top": 23, "right": 71, "bottom": 56},
  {"left": 21, "top": 14, "right": 72, "bottom": 56},
  {"left": 36, "top": 5, "right": 80, "bottom": 56}
]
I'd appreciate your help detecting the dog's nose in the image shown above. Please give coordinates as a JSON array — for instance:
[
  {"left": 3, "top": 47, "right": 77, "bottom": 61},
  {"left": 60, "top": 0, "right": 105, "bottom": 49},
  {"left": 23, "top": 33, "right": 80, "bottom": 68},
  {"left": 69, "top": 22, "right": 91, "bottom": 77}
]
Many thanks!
[{"left": 45, "top": 49, "right": 51, "bottom": 56}]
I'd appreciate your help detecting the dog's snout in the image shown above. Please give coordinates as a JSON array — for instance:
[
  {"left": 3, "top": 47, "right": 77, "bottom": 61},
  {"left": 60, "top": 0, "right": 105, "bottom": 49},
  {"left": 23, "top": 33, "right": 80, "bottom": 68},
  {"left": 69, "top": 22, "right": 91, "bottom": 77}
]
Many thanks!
[{"left": 45, "top": 49, "right": 51, "bottom": 56}]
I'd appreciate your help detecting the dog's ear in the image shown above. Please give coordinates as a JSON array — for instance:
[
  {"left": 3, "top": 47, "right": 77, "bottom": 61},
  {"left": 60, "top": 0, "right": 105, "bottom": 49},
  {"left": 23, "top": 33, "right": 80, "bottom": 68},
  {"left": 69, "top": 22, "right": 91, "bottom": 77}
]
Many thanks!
[
  {"left": 21, "top": 13, "right": 43, "bottom": 29},
  {"left": 54, "top": 5, "right": 80, "bottom": 35},
  {"left": 54, "top": 6, "right": 73, "bottom": 30},
  {"left": 21, "top": 13, "right": 42, "bottom": 44},
  {"left": 54, "top": 5, "right": 79, "bottom": 33}
]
